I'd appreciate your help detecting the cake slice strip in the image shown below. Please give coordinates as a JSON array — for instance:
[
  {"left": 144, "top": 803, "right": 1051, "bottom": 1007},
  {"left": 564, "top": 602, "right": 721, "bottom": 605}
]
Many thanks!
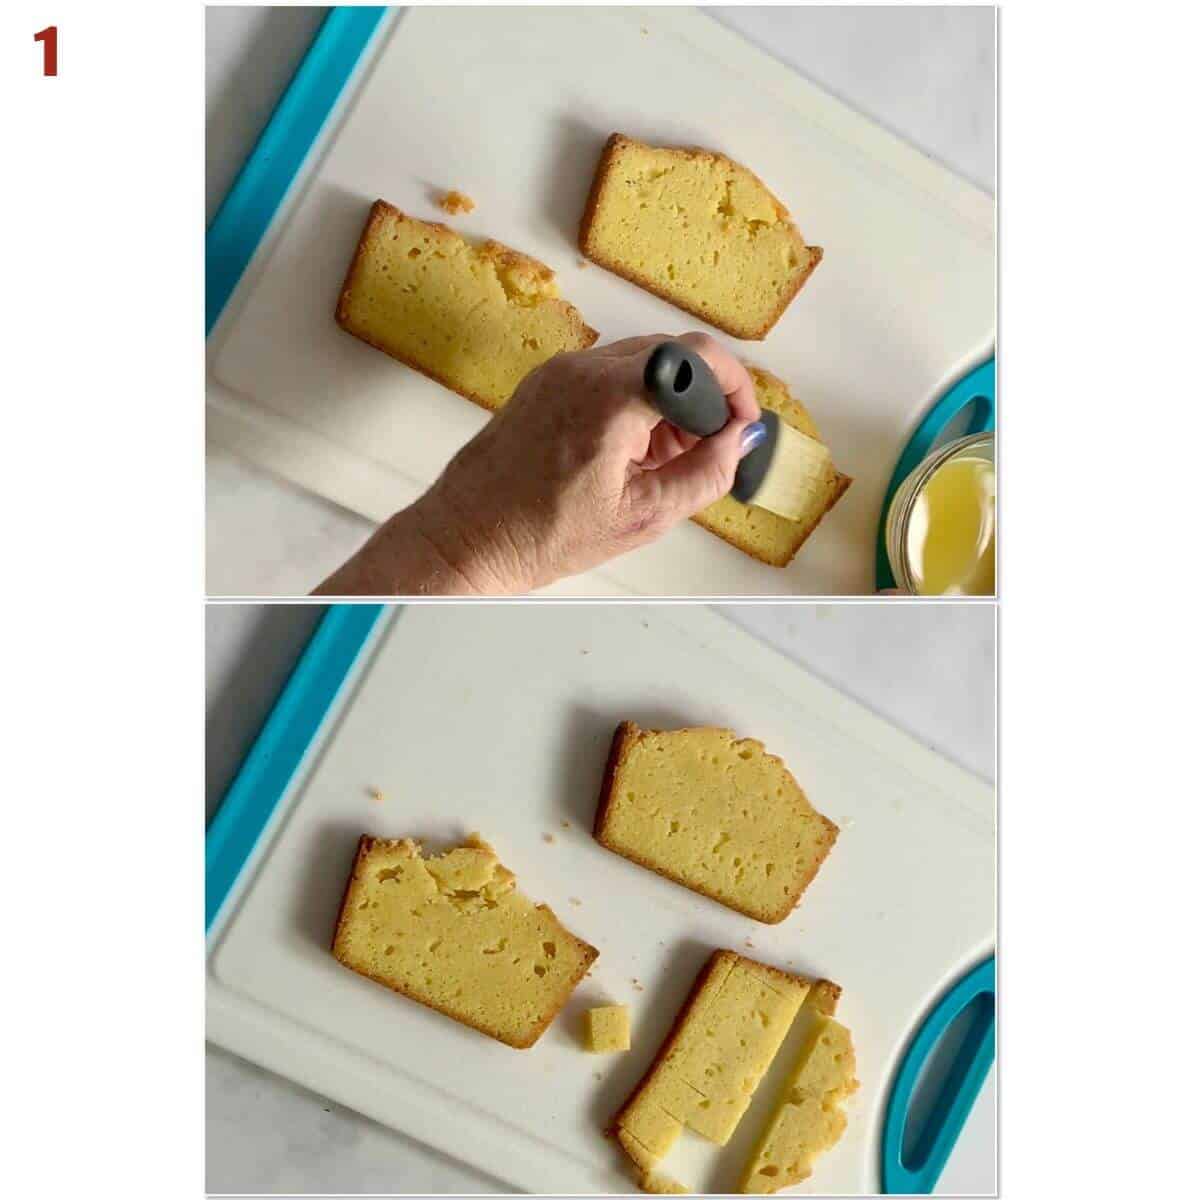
[
  {"left": 613, "top": 950, "right": 812, "bottom": 1183},
  {"left": 739, "top": 981, "right": 859, "bottom": 1193}
]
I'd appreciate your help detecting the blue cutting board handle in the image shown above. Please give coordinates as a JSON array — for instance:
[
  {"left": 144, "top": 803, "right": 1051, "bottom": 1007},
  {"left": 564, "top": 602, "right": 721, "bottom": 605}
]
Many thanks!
[
  {"left": 875, "top": 357, "right": 996, "bottom": 589},
  {"left": 881, "top": 955, "right": 996, "bottom": 1194}
]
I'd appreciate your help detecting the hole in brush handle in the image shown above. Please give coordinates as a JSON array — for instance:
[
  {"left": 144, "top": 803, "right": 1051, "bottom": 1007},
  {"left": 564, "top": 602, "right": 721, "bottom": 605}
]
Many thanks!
[{"left": 643, "top": 342, "right": 729, "bottom": 437}]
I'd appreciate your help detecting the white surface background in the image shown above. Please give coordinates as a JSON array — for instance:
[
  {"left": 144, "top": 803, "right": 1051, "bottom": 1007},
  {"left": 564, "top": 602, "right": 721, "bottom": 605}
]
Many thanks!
[
  {"left": 205, "top": 4, "right": 996, "bottom": 600},
  {"left": 207, "top": 599, "right": 996, "bottom": 1196}
]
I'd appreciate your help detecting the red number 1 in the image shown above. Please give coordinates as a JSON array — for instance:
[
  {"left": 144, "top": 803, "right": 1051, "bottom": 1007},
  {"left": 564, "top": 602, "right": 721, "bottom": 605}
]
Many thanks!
[{"left": 35, "top": 25, "right": 58, "bottom": 76}]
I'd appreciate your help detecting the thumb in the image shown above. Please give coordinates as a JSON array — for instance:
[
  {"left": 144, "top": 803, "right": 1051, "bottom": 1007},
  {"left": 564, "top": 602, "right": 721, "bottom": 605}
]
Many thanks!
[{"left": 627, "top": 417, "right": 753, "bottom": 526}]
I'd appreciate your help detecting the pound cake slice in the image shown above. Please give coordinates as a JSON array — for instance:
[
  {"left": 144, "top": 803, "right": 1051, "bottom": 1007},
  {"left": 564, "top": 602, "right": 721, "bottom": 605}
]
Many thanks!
[
  {"left": 336, "top": 200, "right": 598, "bottom": 412},
  {"left": 579, "top": 134, "right": 822, "bottom": 339},
  {"left": 595, "top": 723, "right": 838, "bottom": 924},
  {"left": 741, "top": 981, "right": 859, "bottom": 1193},
  {"left": 613, "top": 951, "right": 812, "bottom": 1177},
  {"left": 332, "top": 834, "right": 597, "bottom": 1048},
  {"left": 693, "top": 366, "right": 851, "bottom": 567}
]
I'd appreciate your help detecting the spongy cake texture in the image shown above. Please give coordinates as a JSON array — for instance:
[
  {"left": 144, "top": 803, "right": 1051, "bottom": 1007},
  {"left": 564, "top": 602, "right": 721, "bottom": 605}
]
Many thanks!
[
  {"left": 614, "top": 951, "right": 812, "bottom": 1173},
  {"left": 595, "top": 723, "right": 838, "bottom": 924},
  {"left": 579, "top": 134, "right": 823, "bottom": 340},
  {"left": 694, "top": 367, "right": 851, "bottom": 568},
  {"left": 740, "top": 982, "right": 859, "bottom": 1193},
  {"left": 332, "top": 834, "right": 597, "bottom": 1048},
  {"left": 337, "top": 201, "right": 598, "bottom": 412},
  {"left": 586, "top": 1005, "right": 631, "bottom": 1053}
]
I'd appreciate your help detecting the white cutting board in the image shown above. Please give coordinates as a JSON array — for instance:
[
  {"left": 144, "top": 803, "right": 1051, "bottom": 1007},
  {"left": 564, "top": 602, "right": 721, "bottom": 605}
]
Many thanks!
[
  {"left": 206, "top": 606, "right": 995, "bottom": 1193},
  {"left": 206, "top": 5, "right": 994, "bottom": 597}
]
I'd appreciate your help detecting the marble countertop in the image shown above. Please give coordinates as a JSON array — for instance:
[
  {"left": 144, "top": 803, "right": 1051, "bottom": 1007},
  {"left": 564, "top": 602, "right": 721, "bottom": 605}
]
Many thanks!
[
  {"left": 206, "top": 600, "right": 996, "bottom": 1194},
  {"left": 205, "top": 5, "right": 996, "bottom": 599}
]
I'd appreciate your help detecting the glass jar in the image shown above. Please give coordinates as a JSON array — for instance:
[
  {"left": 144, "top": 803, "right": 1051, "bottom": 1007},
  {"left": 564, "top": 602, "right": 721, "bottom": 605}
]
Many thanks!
[{"left": 885, "top": 432, "right": 995, "bottom": 596}]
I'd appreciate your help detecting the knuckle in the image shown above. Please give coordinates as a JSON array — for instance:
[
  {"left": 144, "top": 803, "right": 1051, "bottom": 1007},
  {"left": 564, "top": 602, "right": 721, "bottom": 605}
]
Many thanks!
[{"left": 679, "top": 330, "right": 719, "bottom": 357}]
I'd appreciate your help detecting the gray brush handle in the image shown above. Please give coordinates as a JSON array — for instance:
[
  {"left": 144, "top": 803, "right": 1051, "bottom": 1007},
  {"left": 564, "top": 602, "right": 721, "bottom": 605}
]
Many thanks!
[{"left": 643, "top": 342, "right": 730, "bottom": 437}]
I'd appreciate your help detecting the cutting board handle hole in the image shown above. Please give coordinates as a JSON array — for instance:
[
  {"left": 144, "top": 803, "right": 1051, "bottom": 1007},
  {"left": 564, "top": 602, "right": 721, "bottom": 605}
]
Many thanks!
[{"left": 900, "top": 991, "right": 993, "bottom": 1169}]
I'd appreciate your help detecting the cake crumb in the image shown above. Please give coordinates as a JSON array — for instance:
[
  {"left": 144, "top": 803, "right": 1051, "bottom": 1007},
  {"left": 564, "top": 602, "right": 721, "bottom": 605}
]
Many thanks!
[
  {"left": 561, "top": 820, "right": 571, "bottom": 830},
  {"left": 569, "top": 897, "right": 582, "bottom": 906},
  {"left": 438, "top": 189, "right": 475, "bottom": 215},
  {"left": 594, "top": 1071, "right": 603, "bottom": 1081},
  {"left": 744, "top": 939, "right": 755, "bottom": 949},
  {"left": 577, "top": 257, "right": 589, "bottom": 269},
  {"left": 367, "top": 787, "right": 385, "bottom": 803},
  {"left": 543, "top": 833, "right": 556, "bottom": 844}
]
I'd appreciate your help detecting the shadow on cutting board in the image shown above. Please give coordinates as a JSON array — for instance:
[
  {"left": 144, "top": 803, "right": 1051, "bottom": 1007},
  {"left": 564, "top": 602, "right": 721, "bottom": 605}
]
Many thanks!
[
  {"left": 540, "top": 113, "right": 610, "bottom": 250},
  {"left": 291, "top": 817, "right": 368, "bottom": 956}
]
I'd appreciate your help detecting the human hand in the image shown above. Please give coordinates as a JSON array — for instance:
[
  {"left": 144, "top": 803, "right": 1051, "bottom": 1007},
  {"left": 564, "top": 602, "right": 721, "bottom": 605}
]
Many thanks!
[{"left": 409, "top": 332, "right": 761, "bottom": 593}]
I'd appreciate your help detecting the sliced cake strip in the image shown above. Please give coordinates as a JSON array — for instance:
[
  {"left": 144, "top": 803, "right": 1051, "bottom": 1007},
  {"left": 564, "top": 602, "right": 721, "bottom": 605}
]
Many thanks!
[
  {"left": 693, "top": 366, "right": 851, "bottom": 568},
  {"left": 740, "top": 981, "right": 859, "bottom": 1193},
  {"left": 337, "top": 200, "right": 598, "bottom": 412},
  {"left": 332, "top": 834, "right": 597, "bottom": 1048},
  {"left": 613, "top": 950, "right": 812, "bottom": 1180},
  {"left": 595, "top": 723, "right": 838, "bottom": 924},
  {"left": 579, "top": 133, "right": 822, "bottom": 340}
]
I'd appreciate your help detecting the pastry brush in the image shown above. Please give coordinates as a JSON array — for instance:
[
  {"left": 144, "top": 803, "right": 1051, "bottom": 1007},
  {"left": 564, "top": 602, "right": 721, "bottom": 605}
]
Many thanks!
[{"left": 643, "top": 341, "right": 833, "bottom": 521}]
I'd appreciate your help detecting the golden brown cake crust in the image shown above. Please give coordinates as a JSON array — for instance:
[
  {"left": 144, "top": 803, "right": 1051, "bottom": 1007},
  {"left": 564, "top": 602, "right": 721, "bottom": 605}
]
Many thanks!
[
  {"left": 594, "top": 723, "right": 839, "bottom": 924},
  {"left": 578, "top": 134, "right": 822, "bottom": 341},
  {"left": 331, "top": 835, "right": 598, "bottom": 1049},
  {"left": 335, "top": 200, "right": 598, "bottom": 414},
  {"left": 593, "top": 719, "right": 639, "bottom": 841}
]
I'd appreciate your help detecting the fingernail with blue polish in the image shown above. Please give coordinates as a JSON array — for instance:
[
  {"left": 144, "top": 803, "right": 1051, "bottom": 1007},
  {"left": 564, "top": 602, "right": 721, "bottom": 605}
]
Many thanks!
[{"left": 740, "top": 421, "right": 767, "bottom": 458}]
